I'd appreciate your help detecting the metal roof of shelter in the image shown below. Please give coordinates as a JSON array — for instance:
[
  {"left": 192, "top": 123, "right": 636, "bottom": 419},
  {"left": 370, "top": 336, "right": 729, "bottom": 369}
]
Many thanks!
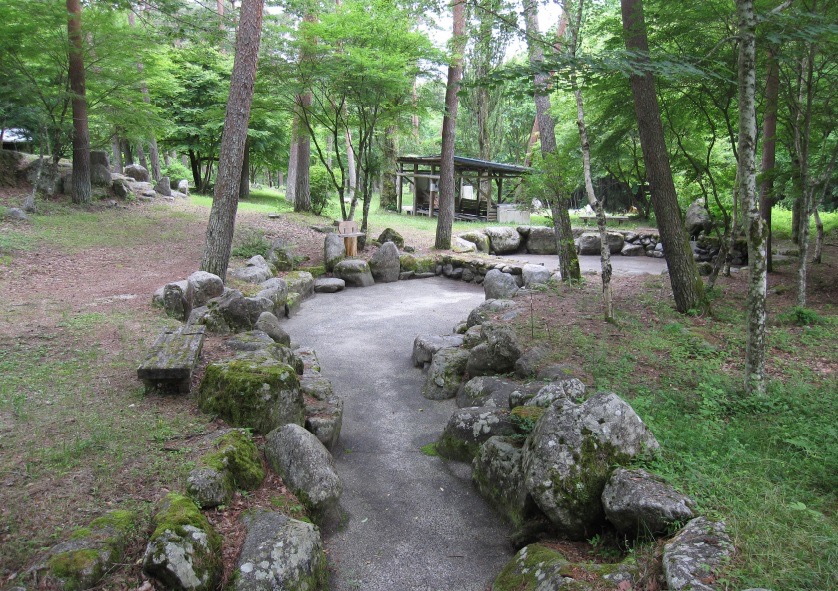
[{"left": 396, "top": 155, "right": 530, "bottom": 176}]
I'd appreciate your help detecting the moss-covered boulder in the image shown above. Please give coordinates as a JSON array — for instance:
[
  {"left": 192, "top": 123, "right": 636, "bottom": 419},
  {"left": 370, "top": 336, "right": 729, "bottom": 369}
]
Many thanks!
[
  {"left": 436, "top": 407, "right": 517, "bottom": 462},
  {"left": 187, "top": 430, "right": 265, "bottom": 508},
  {"left": 399, "top": 254, "right": 437, "bottom": 274},
  {"left": 234, "top": 511, "right": 327, "bottom": 591},
  {"left": 198, "top": 359, "right": 304, "bottom": 434},
  {"left": 240, "top": 343, "right": 305, "bottom": 375},
  {"left": 492, "top": 544, "right": 637, "bottom": 591},
  {"left": 523, "top": 392, "right": 660, "bottom": 539},
  {"left": 305, "top": 395, "right": 344, "bottom": 451},
  {"left": 421, "top": 347, "right": 470, "bottom": 401},
  {"left": 458, "top": 231, "right": 490, "bottom": 253},
  {"left": 285, "top": 271, "right": 315, "bottom": 299},
  {"left": 491, "top": 544, "right": 567, "bottom": 591},
  {"left": 333, "top": 259, "right": 374, "bottom": 287},
  {"left": 142, "top": 493, "right": 221, "bottom": 591},
  {"left": 32, "top": 510, "right": 140, "bottom": 590},
  {"left": 472, "top": 436, "right": 543, "bottom": 530},
  {"left": 378, "top": 227, "right": 405, "bottom": 248}
]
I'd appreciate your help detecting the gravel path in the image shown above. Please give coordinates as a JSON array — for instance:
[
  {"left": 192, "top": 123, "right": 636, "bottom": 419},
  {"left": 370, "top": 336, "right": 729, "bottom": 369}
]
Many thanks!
[{"left": 284, "top": 278, "right": 512, "bottom": 591}]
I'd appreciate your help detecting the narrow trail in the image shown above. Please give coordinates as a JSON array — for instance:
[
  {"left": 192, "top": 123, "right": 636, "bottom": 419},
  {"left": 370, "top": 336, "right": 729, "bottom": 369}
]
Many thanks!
[{"left": 284, "top": 277, "right": 512, "bottom": 591}]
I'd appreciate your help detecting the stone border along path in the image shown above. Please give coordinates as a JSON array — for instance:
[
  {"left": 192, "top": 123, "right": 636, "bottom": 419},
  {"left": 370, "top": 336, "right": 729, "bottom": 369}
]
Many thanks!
[{"left": 285, "top": 277, "right": 511, "bottom": 591}]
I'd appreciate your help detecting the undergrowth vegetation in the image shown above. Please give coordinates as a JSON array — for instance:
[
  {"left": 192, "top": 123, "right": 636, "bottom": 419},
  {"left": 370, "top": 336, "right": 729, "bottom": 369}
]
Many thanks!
[{"left": 521, "top": 279, "right": 836, "bottom": 590}]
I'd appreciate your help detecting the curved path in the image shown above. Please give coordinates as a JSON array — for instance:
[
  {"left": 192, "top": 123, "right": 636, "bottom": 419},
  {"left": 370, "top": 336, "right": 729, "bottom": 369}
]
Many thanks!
[{"left": 285, "top": 278, "right": 511, "bottom": 591}]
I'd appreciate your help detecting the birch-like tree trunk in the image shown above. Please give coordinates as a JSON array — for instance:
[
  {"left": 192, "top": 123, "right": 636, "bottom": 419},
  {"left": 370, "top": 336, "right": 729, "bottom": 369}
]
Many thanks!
[
  {"left": 111, "top": 135, "right": 123, "bottom": 173},
  {"left": 565, "top": 0, "right": 611, "bottom": 318},
  {"left": 201, "top": 0, "right": 264, "bottom": 281},
  {"left": 523, "top": 0, "right": 579, "bottom": 282},
  {"left": 735, "top": 0, "right": 767, "bottom": 396},
  {"left": 381, "top": 127, "right": 398, "bottom": 210},
  {"left": 434, "top": 0, "right": 466, "bottom": 250},
  {"left": 346, "top": 129, "right": 356, "bottom": 203},
  {"left": 67, "top": 0, "right": 91, "bottom": 204},
  {"left": 795, "top": 46, "right": 815, "bottom": 308},
  {"left": 621, "top": 0, "right": 705, "bottom": 313},
  {"left": 758, "top": 48, "right": 780, "bottom": 272},
  {"left": 286, "top": 129, "right": 298, "bottom": 204}
]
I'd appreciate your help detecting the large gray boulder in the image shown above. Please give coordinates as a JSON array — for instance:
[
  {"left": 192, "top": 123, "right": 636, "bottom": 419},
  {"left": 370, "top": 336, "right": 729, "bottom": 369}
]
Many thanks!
[
  {"left": 224, "top": 330, "right": 275, "bottom": 352},
  {"left": 621, "top": 242, "right": 645, "bottom": 256},
  {"left": 284, "top": 271, "right": 315, "bottom": 299},
  {"left": 234, "top": 511, "right": 327, "bottom": 591},
  {"left": 304, "top": 394, "right": 343, "bottom": 451},
  {"left": 369, "top": 241, "right": 401, "bottom": 283},
  {"left": 313, "top": 278, "right": 344, "bottom": 293},
  {"left": 377, "top": 227, "right": 404, "bottom": 248},
  {"left": 256, "top": 278, "right": 290, "bottom": 317},
  {"left": 523, "top": 391, "right": 660, "bottom": 539},
  {"left": 91, "top": 163, "right": 112, "bottom": 187},
  {"left": 452, "top": 236, "right": 477, "bottom": 253},
  {"left": 163, "top": 280, "right": 189, "bottom": 321},
  {"left": 522, "top": 380, "right": 587, "bottom": 407},
  {"left": 192, "top": 290, "right": 273, "bottom": 334},
  {"left": 483, "top": 269, "right": 519, "bottom": 300},
  {"left": 323, "top": 233, "right": 346, "bottom": 271},
  {"left": 514, "top": 345, "right": 550, "bottom": 378},
  {"left": 155, "top": 176, "right": 172, "bottom": 197},
  {"left": 178, "top": 179, "right": 190, "bottom": 195},
  {"left": 525, "top": 226, "right": 558, "bottom": 255},
  {"left": 484, "top": 226, "right": 521, "bottom": 254},
  {"left": 466, "top": 298, "right": 519, "bottom": 328},
  {"left": 663, "top": 517, "right": 733, "bottom": 591},
  {"left": 142, "top": 493, "right": 221, "bottom": 591},
  {"left": 267, "top": 238, "right": 297, "bottom": 273},
  {"left": 255, "top": 311, "right": 291, "bottom": 346},
  {"left": 412, "top": 334, "right": 465, "bottom": 367},
  {"left": 466, "top": 322, "right": 523, "bottom": 377},
  {"left": 456, "top": 376, "right": 530, "bottom": 409},
  {"left": 421, "top": 347, "right": 470, "bottom": 400},
  {"left": 685, "top": 199, "right": 713, "bottom": 237},
  {"left": 90, "top": 150, "right": 109, "bottom": 169},
  {"left": 230, "top": 255, "right": 273, "bottom": 284},
  {"left": 602, "top": 468, "right": 694, "bottom": 536},
  {"left": 458, "top": 231, "right": 490, "bottom": 252},
  {"left": 186, "top": 271, "right": 224, "bottom": 310},
  {"left": 198, "top": 358, "right": 304, "bottom": 434},
  {"left": 4, "top": 207, "right": 30, "bottom": 221},
  {"left": 124, "top": 163, "right": 150, "bottom": 182},
  {"left": 334, "top": 259, "right": 374, "bottom": 287},
  {"left": 472, "top": 436, "right": 537, "bottom": 529},
  {"left": 521, "top": 264, "right": 551, "bottom": 288},
  {"left": 265, "top": 424, "right": 342, "bottom": 524},
  {"left": 577, "top": 231, "right": 625, "bottom": 255},
  {"left": 436, "top": 407, "right": 516, "bottom": 462}
]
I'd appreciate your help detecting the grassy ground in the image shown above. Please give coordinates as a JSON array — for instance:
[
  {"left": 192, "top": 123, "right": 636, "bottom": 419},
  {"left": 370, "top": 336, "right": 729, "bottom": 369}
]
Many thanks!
[{"left": 0, "top": 187, "right": 835, "bottom": 590}]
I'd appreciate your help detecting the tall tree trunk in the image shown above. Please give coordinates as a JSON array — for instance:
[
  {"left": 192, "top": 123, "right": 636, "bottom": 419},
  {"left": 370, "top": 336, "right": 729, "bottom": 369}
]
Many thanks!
[
  {"left": 137, "top": 143, "right": 148, "bottom": 170},
  {"left": 123, "top": 140, "right": 134, "bottom": 166},
  {"left": 795, "top": 45, "right": 815, "bottom": 308},
  {"left": 735, "top": 0, "right": 767, "bottom": 396},
  {"left": 67, "top": 0, "right": 91, "bottom": 204},
  {"left": 434, "top": 0, "right": 466, "bottom": 250},
  {"left": 163, "top": 150, "right": 170, "bottom": 167},
  {"left": 240, "top": 136, "right": 250, "bottom": 199},
  {"left": 566, "top": 0, "right": 611, "bottom": 318},
  {"left": 294, "top": 93, "right": 312, "bottom": 212},
  {"left": 201, "top": 0, "right": 264, "bottom": 281},
  {"left": 111, "top": 134, "right": 123, "bottom": 173},
  {"left": 523, "top": 0, "right": 579, "bottom": 282},
  {"left": 759, "top": 47, "right": 780, "bottom": 272},
  {"left": 621, "top": 0, "right": 705, "bottom": 313},
  {"left": 188, "top": 150, "right": 201, "bottom": 189},
  {"left": 286, "top": 133, "right": 298, "bottom": 203},
  {"left": 381, "top": 127, "right": 398, "bottom": 210}
]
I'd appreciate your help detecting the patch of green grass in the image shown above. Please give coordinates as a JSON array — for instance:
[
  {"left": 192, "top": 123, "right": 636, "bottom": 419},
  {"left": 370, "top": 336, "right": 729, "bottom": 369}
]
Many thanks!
[
  {"left": 420, "top": 442, "right": 439, "bottom": 457},
  {"left": 771, "top": 206, "right": 838, "bottom": 240},
  {"left": 231, "top": 227, "right": 272, "bottom": 259}
]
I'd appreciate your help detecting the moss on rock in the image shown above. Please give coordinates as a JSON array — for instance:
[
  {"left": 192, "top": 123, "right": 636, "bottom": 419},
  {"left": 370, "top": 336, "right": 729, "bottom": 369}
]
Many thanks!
[
  {"left": 399, "top": 254, "right": 437, "bottom": 274},
  {"left": 492, "top": 544, "right": 568, "bottom": 591},
  {"left": 198, "top": 359, "right": 304, "bottom": 434},
  {"left": 203, "top": 429, "right": 265, "bottom": 490}
]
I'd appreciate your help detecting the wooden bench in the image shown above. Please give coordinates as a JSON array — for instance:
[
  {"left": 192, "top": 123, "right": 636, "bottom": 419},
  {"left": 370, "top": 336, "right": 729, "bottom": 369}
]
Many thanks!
[
  {"left": 337, "top": 220, "right": 364, "bottom": 256},
  {"left": 137, "top": 325, "right": 206, "bottom": 393}
]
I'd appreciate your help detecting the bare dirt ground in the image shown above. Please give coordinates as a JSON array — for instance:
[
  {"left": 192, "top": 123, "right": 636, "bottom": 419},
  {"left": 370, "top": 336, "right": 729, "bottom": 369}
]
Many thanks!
[{"left": 1, "top": 184, "right": 835, "bottom": 589}]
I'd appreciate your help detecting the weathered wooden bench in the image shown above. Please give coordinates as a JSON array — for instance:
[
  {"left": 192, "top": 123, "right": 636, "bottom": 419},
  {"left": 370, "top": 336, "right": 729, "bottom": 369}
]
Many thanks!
[
  {"left": 337, "top": 220, "right": 365, "bottom": 257},
  {"left": 137, "top": 325, "right": 206, "bottom": 393}
]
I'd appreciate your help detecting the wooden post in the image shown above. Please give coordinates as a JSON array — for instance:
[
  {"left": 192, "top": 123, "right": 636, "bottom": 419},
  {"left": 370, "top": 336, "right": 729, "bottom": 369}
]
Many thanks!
[
  {"left": 397, "top": 162, "right": 403, "bottom": 212},
  {"left": 413, "top": 163, "right": 419, "bottom": 215}
]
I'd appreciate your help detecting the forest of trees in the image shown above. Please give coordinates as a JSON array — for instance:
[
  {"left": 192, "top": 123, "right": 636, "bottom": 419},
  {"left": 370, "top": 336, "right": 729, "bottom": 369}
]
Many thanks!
[{"left": 0, "top": 0, "right": 835, "bottom": 394}]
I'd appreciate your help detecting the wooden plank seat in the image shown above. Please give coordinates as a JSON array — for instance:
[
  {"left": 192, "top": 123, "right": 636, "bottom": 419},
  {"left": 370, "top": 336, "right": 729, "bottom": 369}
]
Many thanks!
[
  {"left": 337, "top": 221, "right": 365, "bottom": 256},
  {"left": 578, "top": 215, "right": 630, "bottom": 226},
  {"left": 137, "top": 325, "right": 206, "bottom": 393}
]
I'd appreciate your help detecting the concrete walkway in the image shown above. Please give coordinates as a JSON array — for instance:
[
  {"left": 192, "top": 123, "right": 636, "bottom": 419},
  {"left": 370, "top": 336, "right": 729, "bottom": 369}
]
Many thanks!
[
  {"left": 507, "top": 253, "right": 668, "bottom": 276},
  {"left": 284, "top": 278, "right": 511, "bottom": 591}
]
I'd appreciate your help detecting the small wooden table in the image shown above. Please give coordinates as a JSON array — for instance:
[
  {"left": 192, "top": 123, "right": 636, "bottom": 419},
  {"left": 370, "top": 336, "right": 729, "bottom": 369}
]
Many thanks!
[{"left": 337, "top": 221, "right": 364, "bottom": 256}]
